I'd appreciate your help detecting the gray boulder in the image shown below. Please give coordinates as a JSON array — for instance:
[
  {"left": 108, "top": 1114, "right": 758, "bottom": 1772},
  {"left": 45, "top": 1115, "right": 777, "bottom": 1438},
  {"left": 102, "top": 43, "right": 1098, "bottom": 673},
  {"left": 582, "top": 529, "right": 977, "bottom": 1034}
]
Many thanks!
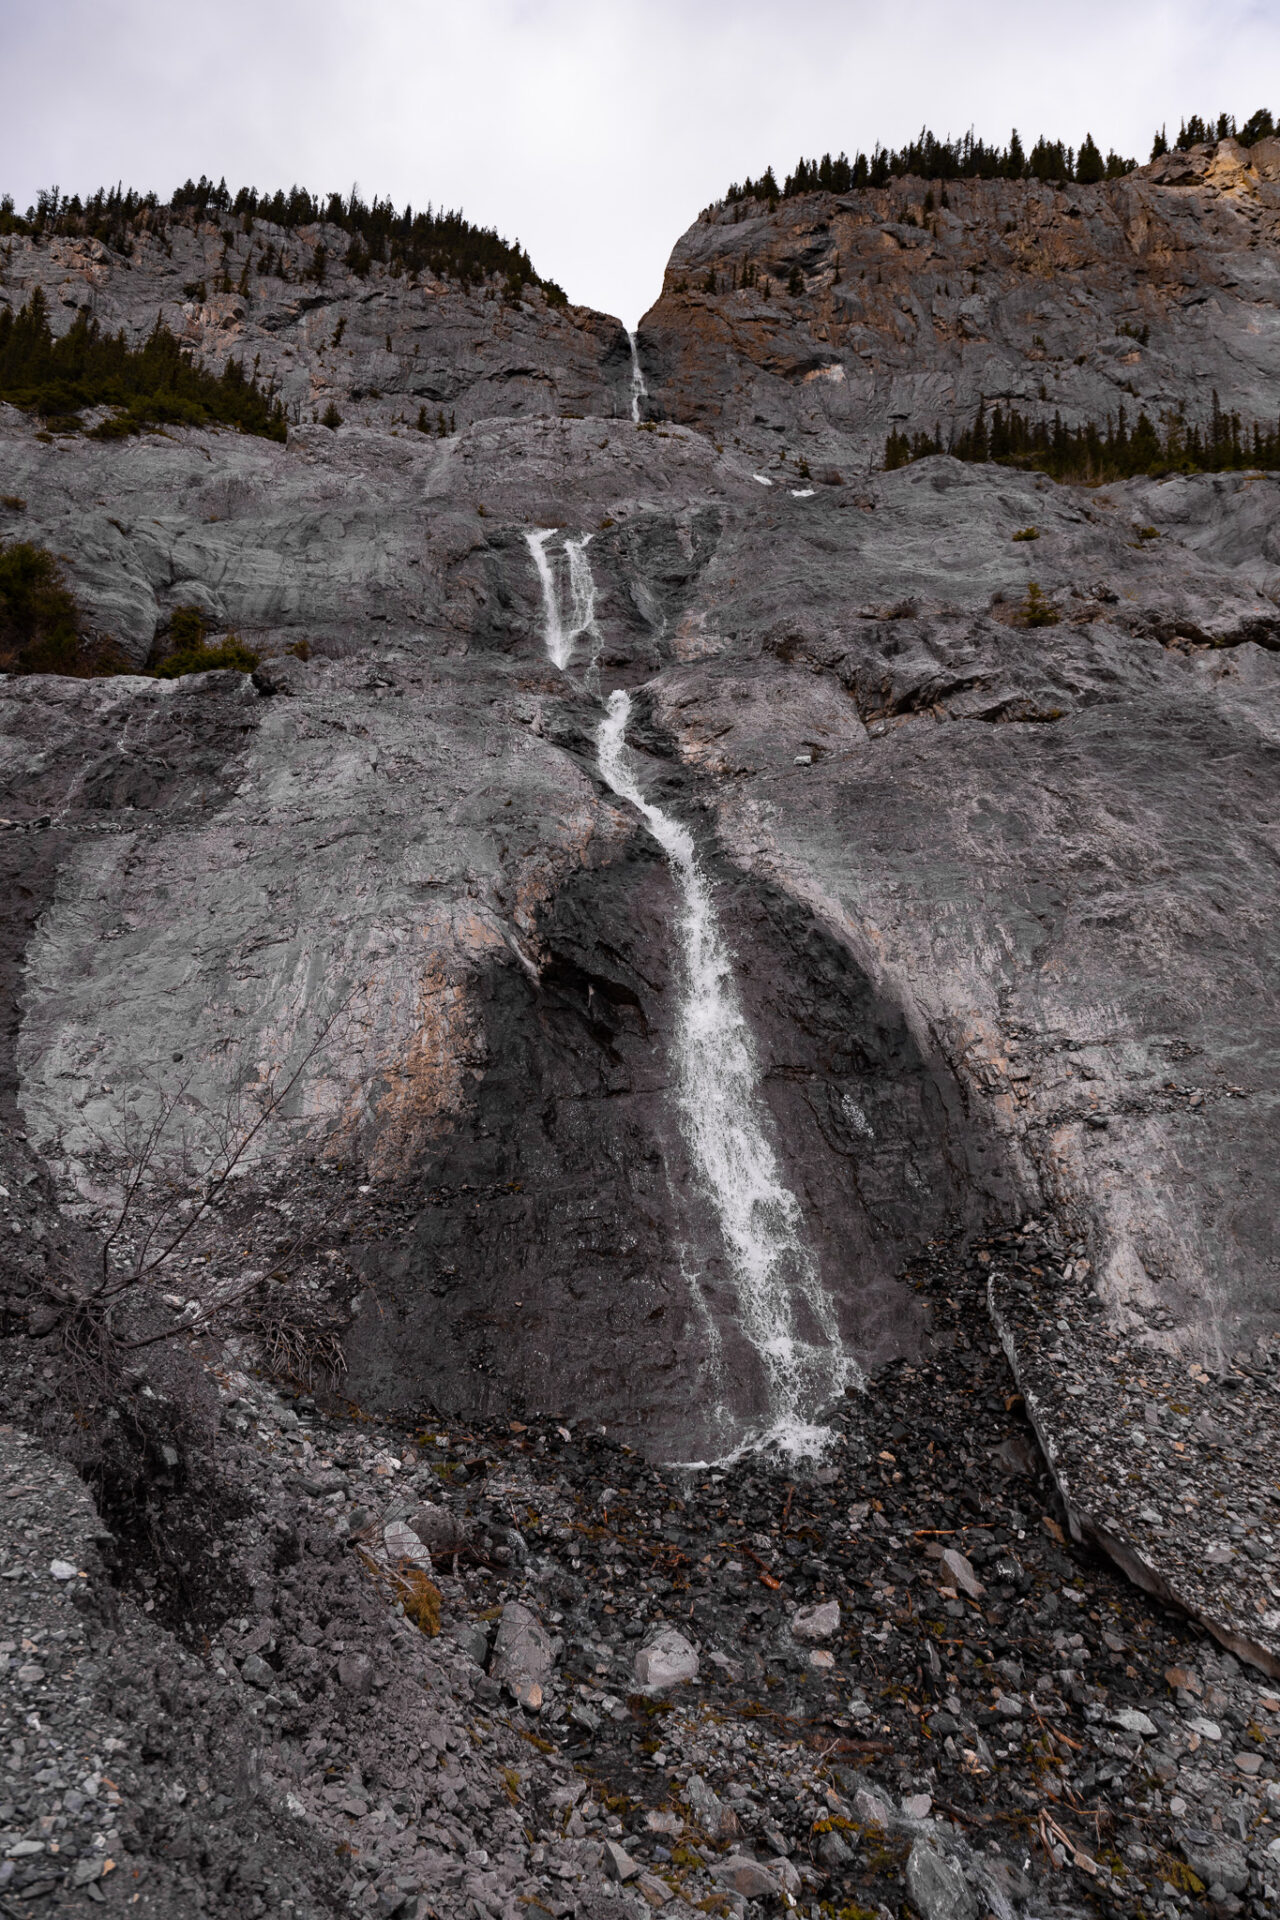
[
  {"left": 407, "top": 1504, "right": 470, "bottom": 1560},
  {"left": 790, "top": 1599, "right": 840, "bottom": 1642},
  {"left": 634, "top": 1626, "right": 700, "bottom": 1692},
  {"left": 488, "top": 1601, "right": 555, "bottom": 1710},
  {"left": 906, "top": 1838, "right": 979, "bottom": 1920},
  {"left": 1183, "top": 1836, "right": 1249, "bottom": 1896}
]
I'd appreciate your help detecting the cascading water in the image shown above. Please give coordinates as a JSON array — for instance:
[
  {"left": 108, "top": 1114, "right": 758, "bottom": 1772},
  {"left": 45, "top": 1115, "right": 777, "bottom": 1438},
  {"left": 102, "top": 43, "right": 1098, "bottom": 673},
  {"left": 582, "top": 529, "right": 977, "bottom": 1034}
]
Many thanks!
[
  {"left": 527, "top": 533, "right": 853, "bottom": 1457},
  {"left": 627, "top": 330, "right": 648, "bottom": 424},
  {"left": 597, "top": 692, "right": 854, "bottom": 1458},
  {"left": 526, "top": 529, "right": 604, "bottom": 684}
]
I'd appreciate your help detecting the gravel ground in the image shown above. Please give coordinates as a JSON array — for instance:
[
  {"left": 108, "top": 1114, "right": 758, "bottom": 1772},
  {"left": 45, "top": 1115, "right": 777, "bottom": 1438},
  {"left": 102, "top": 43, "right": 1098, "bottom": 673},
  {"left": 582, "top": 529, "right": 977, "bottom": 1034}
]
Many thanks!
[{"left": 2, "top": 1142, "right": 1279, "bottom": 1918}]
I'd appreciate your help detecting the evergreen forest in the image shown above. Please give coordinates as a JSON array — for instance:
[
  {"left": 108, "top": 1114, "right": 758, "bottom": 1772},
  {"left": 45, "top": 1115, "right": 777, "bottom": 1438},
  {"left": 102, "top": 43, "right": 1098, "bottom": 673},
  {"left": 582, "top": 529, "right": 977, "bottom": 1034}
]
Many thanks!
[
  {"left": 0, "top": 179, "right": 556, "bottom": 300},
  {"left": 727, "top": 106, "right": 1275, "bottom": 203},
  {"left": 0, "top": 290, "right": 288, "bottom": 441},
  {"left": 884, "top": 397, "right": 1280, "bottom": 484}
]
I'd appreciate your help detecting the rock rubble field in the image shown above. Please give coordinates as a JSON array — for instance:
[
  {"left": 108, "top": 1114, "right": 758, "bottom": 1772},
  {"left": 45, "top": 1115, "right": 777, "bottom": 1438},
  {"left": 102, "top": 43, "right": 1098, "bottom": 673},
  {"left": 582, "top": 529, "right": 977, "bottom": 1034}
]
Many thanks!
[
  {"left": 4, "top": 1205, "right": 1279, "bottom": 1917},
  {"left": 1, "top": 134, "right": 1279, "bottom": 1917}
]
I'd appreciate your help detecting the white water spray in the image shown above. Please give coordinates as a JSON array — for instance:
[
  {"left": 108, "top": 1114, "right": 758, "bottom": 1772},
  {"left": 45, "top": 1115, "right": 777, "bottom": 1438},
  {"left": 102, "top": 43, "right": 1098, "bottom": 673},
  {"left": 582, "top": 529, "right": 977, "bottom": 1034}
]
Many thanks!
[
  {"left": 596, "top": 690, "right": 854, "bottom": 1458},
  {"left": 627, "top": 330, "right": 648, "bottom": 424},
  {"left": 526, "top": 528, "right": 604, "bottom": 682}
]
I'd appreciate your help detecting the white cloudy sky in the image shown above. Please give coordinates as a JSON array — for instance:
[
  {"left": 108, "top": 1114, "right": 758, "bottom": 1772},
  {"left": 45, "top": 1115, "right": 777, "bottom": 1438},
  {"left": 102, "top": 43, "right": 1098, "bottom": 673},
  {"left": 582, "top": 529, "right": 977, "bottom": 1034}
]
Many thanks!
[{"left": 4, "top": 0, "right": 1279, "bottom": 323}]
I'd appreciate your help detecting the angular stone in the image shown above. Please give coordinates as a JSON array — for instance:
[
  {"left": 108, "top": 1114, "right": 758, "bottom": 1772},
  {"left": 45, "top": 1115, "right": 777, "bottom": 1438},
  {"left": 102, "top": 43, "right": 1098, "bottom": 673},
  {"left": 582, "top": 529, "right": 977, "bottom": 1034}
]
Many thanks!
[
  {"left": 489, "top": 1601, "right": 555, "bottom": 1710},
  {"left": 1183, "top": 1838, "right": 1248, "bottom": 1895},
  {"left": 938, "top": 1550, "right": 983, "bottom": 1599},
  {"left": 1111, "top": 1707, "right": 1157, "bottom": 1737},
  {"left": 603, "top": 1840, "right": 639, "bottom": 1883},
  {"left": 768, "top": 1857, "right": 802, "bottom": 1897},
  {"left": 383, "top": 1518, "right": 433, "bottom": 1568},
  {"left": 684, "top": 1772, "right": 738, "bottom": 1842},
  {"left": 790, "top": 1599, "right": 840, "bottom": 1642},
  {"left": 241, "top": 1652, "right": 274, "bottom": 1689},
  {"left": 817, "top": 1829, "right": 853, "bottom": 1869},
  {"left": 408, "top": 1505, "right": 470, "bottom": 1558},
  {"left": 337, "top": 1652, "right": 375, "bottom": 1695},
  {"left": 713, "top": 1855, "right": 779, "bottom": 1899},
  {"left": 645, "top": 1811, "right": 682, "bottom": 1836},
  {"left": 906, "top": 1838, "right": 979, "bottom": 1920},
  {"left": 634, "top": 1626, "right": 699, "bottom": 1692},
  {"left": 854, "top": 1782, "right": 897, "bottom": 1828}
]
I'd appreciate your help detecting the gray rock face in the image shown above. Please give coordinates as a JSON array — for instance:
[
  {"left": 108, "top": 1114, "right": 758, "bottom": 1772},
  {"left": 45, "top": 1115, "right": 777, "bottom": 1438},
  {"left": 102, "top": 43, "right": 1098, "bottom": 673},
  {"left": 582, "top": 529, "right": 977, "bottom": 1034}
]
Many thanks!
[
  {"left": 0, "top": 217, "right": 633, "bottom": 438},
  {"left": 641, "top": 137, "right": 1280, "bottom": 465},
  {"left": 3, "top": 158, "right": 1280, "bottom": 1667}
]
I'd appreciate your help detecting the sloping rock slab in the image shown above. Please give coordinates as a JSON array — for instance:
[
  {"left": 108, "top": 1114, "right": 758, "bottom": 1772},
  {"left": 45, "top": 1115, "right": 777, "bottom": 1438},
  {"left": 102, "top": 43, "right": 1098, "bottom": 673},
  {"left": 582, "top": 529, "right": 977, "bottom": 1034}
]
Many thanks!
[{"left": 990, "top": 1265, "right": 1280, "bottom": 1678}]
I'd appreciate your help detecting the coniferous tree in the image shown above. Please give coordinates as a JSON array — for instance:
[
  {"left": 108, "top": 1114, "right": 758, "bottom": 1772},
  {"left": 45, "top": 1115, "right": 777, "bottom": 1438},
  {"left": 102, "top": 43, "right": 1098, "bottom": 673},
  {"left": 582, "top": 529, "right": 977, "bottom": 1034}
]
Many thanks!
[
  {"left": 1028, "top": 138, "right": 1070, "bottom": 183},
  {"left": 1240, "top": 108, "right": 1276, "bottom": 144},
  {"left": 1075, "top": 134, "right": 1105, "bottom": 183},
  {"left": 1151, "top": 126, "right": 1169, "bottom": 158},
  {"left": 1005, "top": 130, "right": 1026, "bottom": 178}
]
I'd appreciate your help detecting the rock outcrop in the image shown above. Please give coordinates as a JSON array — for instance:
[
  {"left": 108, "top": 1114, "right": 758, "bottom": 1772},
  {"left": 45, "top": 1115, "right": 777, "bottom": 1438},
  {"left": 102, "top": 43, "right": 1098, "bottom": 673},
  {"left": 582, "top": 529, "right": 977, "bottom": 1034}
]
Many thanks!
[
  {"left": 639, "top": 137, "right": 1280, "bottom": 462},
  {"left": 0, "top": 213, "right": 633, "bottom": 436},
  {"left": 2, "top": 144, "right": 1279, "bottom": 1671}
]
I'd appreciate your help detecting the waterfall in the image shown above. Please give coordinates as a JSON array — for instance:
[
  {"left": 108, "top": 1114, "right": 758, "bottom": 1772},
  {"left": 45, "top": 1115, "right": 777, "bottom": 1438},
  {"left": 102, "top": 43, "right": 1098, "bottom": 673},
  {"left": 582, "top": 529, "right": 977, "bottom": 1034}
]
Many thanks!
[
  {"left": 526, "top": 529, "right": 567, "bottom": 668},
  {"left": 627, "top": 330, "right": 648, "bottom": 424},
  {"left": 526, "top": 529, "right": 604, "bottom": 683},
  {"left": 596, "top": 690, "right": 854, "bottom": 1459}
]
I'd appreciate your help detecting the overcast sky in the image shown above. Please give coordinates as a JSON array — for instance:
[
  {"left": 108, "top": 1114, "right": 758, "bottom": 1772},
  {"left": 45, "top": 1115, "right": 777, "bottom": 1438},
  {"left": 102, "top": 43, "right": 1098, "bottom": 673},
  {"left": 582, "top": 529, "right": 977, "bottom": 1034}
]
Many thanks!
[{"left": 4, "top": 0, "right": 1279, "bottom": 324}]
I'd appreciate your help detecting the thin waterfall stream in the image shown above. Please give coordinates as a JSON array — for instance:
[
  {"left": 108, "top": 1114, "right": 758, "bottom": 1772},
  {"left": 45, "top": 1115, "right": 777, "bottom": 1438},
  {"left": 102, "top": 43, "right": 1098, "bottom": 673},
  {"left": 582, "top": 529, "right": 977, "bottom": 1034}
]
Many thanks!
[
  {"left": 626, "top": 330, "right": 648, "bottom": 423},
  {"left": 529, "top": 535, "right": 854, "bottom": 1458},
  {"left": 525, "top": 529, "right": 604, "bottom": 685}
]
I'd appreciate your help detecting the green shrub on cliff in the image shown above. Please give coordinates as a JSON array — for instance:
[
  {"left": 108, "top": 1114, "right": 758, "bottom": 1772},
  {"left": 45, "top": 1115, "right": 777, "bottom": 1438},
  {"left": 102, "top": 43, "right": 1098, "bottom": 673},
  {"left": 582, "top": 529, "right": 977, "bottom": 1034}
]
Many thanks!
[
  {"left": 5, "top": 180, "right": 552, "bottom": 298},
  {"left": 726, "top": 125, "right": 1139, "bottom": 202},
  {"left": 151, "top": 604, "right": 258, "bottom": 677},
  {"left": 0, "top": 540, "right": 82, "bottom": 671},
  {"left": 0, "top": 540, "right": 128, "bottom": 675},
  {"left": 0, "top": 290, "right": 287, "bottom": 442},
  {"left": 152, "top": 636, "right": 258, "bottom": 678}
]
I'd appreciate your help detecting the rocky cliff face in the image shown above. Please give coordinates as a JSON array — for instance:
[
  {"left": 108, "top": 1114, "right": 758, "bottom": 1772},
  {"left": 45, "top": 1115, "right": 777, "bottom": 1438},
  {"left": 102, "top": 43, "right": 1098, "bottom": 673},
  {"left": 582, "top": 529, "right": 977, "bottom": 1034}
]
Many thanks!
[
  {"left": 2, "top": 146, "right": 1279, "bottom": 1678},
  {"left": 0, "top": 211, "right": 633, "bottom": 435},
  {"left": 639, "top": 137, "right": 1280, "bottom": 464}
]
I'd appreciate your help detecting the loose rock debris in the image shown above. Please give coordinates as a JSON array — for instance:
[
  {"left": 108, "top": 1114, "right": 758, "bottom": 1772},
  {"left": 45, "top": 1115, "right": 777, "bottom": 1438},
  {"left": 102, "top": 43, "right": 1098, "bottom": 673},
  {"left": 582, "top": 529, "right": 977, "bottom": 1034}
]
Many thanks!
[
  {"left": 990, "top": 1258, "right": 1280, "bottom": 1678},
  {"left": 1, "top": 1219, "right": 1278, "bottom": 1917}
]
